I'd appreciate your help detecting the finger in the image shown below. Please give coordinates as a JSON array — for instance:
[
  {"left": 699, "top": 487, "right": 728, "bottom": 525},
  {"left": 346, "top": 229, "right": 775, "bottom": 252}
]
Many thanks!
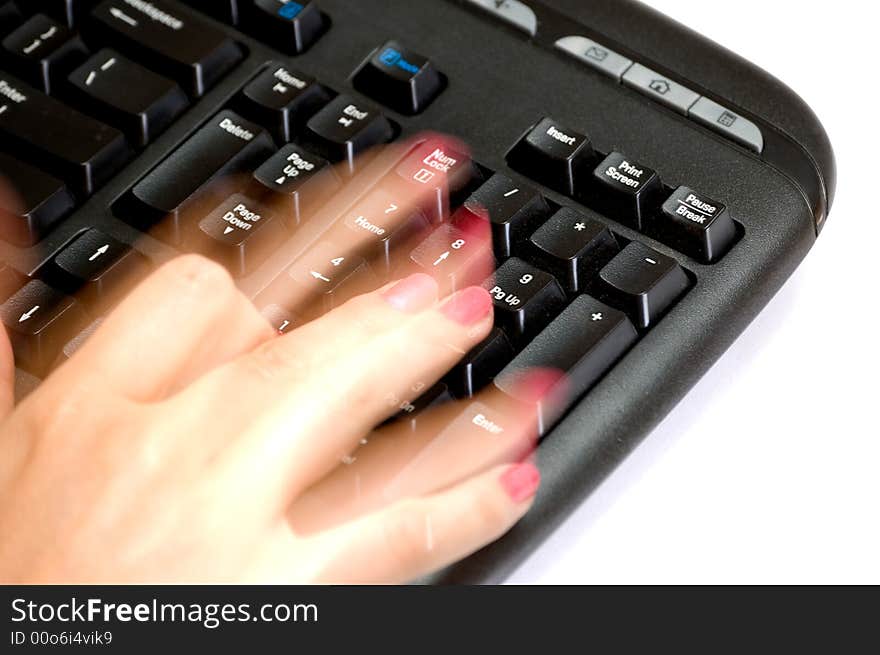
[
  {"left": 304, "top": 461, "right": 540, "bottom": 584},
  {"left": 287, "top": 368, "right": 564, "bottom": 533},
  {"left": 190, "top": 274, "right": 496, "bottom": 505},
  {"left": 48, "top": 254, "right": 274, "bottom": 402}
]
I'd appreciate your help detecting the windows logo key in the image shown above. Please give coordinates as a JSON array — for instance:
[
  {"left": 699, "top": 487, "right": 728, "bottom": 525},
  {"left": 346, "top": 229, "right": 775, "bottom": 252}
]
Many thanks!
[{"left": 278, "top": 2, "right": 305, "bottom": 19}]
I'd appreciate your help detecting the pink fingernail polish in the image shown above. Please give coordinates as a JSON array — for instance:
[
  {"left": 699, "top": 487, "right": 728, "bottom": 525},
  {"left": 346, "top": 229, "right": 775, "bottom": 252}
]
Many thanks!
[
  {"left": 440, "top": 286, "right": 493, "bottom": 326},
  {"left": 383, "top": 273, "right": 438, "bottom": 313},
  {"left": 500, "top": 462, "right": 541, "bottom": 503}
]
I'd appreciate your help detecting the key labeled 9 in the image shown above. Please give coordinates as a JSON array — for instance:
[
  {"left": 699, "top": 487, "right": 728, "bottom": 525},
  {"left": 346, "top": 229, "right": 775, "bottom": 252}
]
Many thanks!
[{"left": 489, "top": 286, "right": 522, "bottom": 307}]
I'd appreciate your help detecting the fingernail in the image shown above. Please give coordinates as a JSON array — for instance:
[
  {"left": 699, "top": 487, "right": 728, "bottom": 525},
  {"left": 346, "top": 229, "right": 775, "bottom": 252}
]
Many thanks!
[
  {"left": 500, "top": 462, "right": 541, "bottom": 503},
  {"left": 511, "top": 368, "right": 567, "bottom": 404},
  {"left": 440, "top": 286, "right": 493, "bottom": 326},
  {"left": 383, "top": 273, "right": 438, "bottom": 313}
]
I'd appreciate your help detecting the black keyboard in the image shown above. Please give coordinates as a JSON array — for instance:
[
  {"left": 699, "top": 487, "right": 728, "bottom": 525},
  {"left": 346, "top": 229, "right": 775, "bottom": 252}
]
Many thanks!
[{"left": 0, "top": 0, "right": 835, "bottom": 582}]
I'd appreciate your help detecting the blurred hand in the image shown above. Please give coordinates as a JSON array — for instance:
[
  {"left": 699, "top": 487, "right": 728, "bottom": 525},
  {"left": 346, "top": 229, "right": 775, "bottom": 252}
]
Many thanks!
[{"left": 0, "top": 136, "right": 554, "bottom": 583}]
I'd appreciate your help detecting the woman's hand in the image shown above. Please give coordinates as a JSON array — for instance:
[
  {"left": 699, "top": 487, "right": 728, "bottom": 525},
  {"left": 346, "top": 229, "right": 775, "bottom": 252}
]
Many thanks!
[{"left": 0, "top": 254, "right": 546, "bottom": 583}]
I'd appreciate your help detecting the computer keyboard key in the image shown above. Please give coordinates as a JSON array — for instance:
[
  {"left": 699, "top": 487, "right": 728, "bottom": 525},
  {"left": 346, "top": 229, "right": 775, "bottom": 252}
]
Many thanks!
[
  {"left": 300, "top": 95, "right": 394, "bottom": 175},
  {"left": 244, "top": 0, "right": 324, "bottom": 55},
  {"left": 0, "top": 278, "right": 86, "bottom": 373},
  {"left": 192, "top": 194, "right": 286, "bottom": 277},
  {"left": 235, "top": 64, "right": 331, "bottom": 143},
  {"left": 592, "top": 152, "right": 662, "bottom": 229},
  {"left": 658, "top": 186, "right": 737, "bottom": 263},
  {"left": 0, "top": 73, "right": 129, "bottom": 198},
  {"left": 409, "top": 222, "right": 492, "bottom": 294},
  {"left": 22, "top": 1, "right": 95, "bottom": 28},
  {"left": 182, "top": 0, "right": 239, "bottom": 25},
  {"left": 287, "top": 241, "right": 377, "bottom": 315},
  {"left": 506, "top": 117, "right": 594, "bottom": 196},
  {"left": 496, "top": 294, "right": 638, "bottom": 434},
  {"left": 128, "top": 110, "right": 274, "bottom": 232},
  {"left": 89, "top": 0, "right": 243, "bottom": 97},
  {"left": 446, "top": 328, "right": 514, "bottom": 398},
  {"left": 252, "top": 143, "right": 339, "bottom": 226},
  {"left": 623, "top": 63, "right": 700, "bottom": 115},
  {"left": 527, "top": 207, "right": 619, "bottom": 295},
  {"left": 258, "top": 302, "right": 298, "bottom": 334},
  {"left": 45, "top": 228, "right": 149, "bottom": 304},
  {"left": 389, "top": 382, "right": 453, "bottom": 433},
  {"left": 353, "top": 41, "right": 444, "bottom": 115},
  {"left": 463, "top": 0, "right": 537, "bottom": 36},
  {"left": 55, "top": 317, "right": 102, "bottom": 366},
  {"left": 340, "top": 188, "right": 430, "bottom": 275},
  {"left": 392, "top": 138, "right": 479, "bottom": 223},
  {"left": 484, "top": 257, "right": 566, "bottom": 344},
  {"left": 67, "top": 49, "right": 189, "bottom": 148},
  {"left": 0, "top": 153, "right": 74, "bottom": 246},
  {"left": 597, "top": 242, "right": 690, "bottom": 329},
  {"left": 1, "top": 13, "right": 88, "bottom": 93},
  {"left": 463, "top": 173, "right": 549, "bottom": 259}
]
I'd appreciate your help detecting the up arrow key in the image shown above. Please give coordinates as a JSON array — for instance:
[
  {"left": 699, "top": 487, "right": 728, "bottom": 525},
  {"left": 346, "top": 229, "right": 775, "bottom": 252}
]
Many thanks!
[{"left": 18, "top": 305, "right": 40, "bottom": 323}]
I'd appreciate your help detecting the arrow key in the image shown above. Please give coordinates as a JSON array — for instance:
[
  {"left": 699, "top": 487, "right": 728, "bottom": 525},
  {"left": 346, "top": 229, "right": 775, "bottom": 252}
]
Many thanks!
[
  {"left": 409, "top": 220, "right": 494, "bottom": 295},
  {"left": 44, "top": 228, "right": 150, "bottom": 306},
  {"left": 0, "top": 279, "right": 86, "bottom": 373},
  {"left": 282, "top": 241, "right": 377, "bottom": 317}
]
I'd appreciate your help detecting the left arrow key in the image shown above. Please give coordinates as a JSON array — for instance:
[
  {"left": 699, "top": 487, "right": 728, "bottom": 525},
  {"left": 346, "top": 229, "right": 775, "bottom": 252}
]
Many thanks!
[{"left": 0, "top": 279, "right": 86, "bottom": 374}]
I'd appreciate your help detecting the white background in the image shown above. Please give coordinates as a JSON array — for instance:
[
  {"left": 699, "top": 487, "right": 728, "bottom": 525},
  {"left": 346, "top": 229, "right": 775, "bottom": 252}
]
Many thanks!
[{"left": 510, "top": 0, "right": 880, "bottom": 583}]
